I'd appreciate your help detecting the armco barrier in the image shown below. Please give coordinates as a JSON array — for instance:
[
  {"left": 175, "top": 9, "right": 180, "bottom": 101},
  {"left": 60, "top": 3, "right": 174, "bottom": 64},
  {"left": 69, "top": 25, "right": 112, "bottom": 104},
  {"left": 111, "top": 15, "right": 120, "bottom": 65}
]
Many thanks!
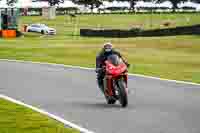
[{"left": 80, "top": 24, "right": 200, "bottom": 38}]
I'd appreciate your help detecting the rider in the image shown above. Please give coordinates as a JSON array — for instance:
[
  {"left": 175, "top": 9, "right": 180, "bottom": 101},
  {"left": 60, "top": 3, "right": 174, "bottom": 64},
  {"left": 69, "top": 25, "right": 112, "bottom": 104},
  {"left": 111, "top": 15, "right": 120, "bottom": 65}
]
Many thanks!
[{"left": 96, "top": 42, "right": 129, "bottom": 92}]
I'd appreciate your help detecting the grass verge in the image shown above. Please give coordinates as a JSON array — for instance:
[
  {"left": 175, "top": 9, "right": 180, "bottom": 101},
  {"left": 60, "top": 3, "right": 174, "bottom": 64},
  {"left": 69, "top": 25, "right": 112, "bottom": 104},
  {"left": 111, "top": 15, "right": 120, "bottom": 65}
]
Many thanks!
[{"left": 0, "top": 98, "right": 79, "bottom": 133}]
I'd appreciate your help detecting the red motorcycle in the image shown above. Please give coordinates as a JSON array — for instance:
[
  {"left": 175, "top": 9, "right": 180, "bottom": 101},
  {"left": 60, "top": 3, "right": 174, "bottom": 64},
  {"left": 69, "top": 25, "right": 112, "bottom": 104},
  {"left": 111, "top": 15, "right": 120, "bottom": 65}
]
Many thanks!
[{"left": 102, "top": 54, "right": 128, "bottom": 107}]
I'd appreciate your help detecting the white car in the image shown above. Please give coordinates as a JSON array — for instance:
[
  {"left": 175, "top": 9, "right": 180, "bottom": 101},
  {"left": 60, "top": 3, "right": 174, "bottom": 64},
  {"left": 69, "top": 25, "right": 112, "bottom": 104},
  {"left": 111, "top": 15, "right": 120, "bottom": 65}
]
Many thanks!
[{"left": 26, "top": 24, "right": 56, "bottom": 35}]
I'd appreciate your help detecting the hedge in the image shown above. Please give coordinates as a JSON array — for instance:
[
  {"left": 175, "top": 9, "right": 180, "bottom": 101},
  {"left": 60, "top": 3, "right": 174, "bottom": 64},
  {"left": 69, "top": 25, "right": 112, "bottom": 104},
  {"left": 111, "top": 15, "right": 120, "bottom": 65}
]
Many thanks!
[{"left": 80, "top": 24, "right": 200, "bottom": 38}]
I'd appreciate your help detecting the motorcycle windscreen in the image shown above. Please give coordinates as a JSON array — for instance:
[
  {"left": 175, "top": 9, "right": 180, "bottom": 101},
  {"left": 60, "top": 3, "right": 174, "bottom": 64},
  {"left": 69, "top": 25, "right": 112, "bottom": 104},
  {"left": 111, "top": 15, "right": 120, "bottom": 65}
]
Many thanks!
[{"left": 106, "top": 61, "right": 127, "bottom": 76}]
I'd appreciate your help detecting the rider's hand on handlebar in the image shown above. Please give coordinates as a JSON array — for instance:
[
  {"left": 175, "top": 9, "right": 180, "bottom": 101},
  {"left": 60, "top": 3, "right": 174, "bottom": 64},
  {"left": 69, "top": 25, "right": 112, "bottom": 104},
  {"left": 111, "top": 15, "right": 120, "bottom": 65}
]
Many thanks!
[{"left": 125, "top": 62, "right": 130, "bottom": 68}]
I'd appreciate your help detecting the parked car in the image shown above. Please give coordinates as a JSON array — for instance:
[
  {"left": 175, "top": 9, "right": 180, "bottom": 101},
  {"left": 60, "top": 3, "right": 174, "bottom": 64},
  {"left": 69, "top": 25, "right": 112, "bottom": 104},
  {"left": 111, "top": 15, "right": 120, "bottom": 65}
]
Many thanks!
[{"left": 26, "top": 24, "right": 56, "bottom": 35}]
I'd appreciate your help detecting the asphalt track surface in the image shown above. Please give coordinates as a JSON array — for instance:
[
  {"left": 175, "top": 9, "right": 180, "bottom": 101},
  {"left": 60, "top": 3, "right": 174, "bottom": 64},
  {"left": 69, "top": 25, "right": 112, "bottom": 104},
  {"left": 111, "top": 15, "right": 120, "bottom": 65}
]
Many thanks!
[{"left": 0, "top": 60, "right": 200, "bottom": 133}]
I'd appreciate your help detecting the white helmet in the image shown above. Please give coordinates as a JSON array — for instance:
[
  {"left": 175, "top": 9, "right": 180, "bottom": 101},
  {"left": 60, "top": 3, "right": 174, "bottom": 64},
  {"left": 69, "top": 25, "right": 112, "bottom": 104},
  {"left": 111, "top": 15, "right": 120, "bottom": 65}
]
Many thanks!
[{"left": 103, "top": 42, "right": 113, "bottom": 52}]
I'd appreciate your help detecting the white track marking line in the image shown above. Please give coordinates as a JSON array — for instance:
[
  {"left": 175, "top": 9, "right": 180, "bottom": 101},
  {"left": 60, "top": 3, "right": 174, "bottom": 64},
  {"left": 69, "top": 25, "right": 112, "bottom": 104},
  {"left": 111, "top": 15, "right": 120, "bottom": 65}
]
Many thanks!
[
  {"left": 0, "top": 59, "right": 199, "bottom": 86},
  {"left": 128, "top": 73, "right": 200, "bottom": 86},
  {"left": 0, "top": 94, "right": 94, "bottom": 133}
]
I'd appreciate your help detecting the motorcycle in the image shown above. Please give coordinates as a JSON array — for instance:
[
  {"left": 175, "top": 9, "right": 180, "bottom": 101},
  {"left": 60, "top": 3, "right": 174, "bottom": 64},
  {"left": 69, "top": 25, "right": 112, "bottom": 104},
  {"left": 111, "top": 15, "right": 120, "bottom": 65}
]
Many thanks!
[{"left": 100, "top": 54, "right": 129, "bottom": 107}]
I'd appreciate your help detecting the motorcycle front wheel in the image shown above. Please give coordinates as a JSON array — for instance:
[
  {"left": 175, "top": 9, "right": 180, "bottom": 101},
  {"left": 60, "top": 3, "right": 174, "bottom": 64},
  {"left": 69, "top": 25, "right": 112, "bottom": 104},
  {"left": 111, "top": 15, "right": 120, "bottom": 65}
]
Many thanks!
[{"left": 117, "top": 78, "right": 128, "bottom": 107}]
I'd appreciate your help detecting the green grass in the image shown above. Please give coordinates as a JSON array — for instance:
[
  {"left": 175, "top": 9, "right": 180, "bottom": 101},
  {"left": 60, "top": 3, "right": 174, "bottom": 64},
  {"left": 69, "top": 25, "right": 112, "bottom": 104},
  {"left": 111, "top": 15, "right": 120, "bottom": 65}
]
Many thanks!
[
  {"left": 0, "top": 98, "right": 79, "bottom": 133},
  {"left": 0, "top": 14, "right": 200, "bottom": 83}
]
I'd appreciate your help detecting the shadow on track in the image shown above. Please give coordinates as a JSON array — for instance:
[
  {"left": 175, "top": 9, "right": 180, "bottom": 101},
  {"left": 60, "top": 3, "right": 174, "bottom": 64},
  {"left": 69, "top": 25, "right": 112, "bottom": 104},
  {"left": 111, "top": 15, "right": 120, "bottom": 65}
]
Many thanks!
[
  {"left": 80, "top": 102, "right": 122, "bottom": 109},
  {"left": 65, "top": 100, "right": 135, "bottom": 110}
]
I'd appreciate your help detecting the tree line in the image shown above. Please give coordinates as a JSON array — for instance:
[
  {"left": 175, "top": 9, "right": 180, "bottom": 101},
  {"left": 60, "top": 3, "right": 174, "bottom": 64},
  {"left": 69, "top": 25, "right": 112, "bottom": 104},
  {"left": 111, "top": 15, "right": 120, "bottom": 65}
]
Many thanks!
[{"left": 2, "top": 0, "right": 200, "bottom": 12}]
